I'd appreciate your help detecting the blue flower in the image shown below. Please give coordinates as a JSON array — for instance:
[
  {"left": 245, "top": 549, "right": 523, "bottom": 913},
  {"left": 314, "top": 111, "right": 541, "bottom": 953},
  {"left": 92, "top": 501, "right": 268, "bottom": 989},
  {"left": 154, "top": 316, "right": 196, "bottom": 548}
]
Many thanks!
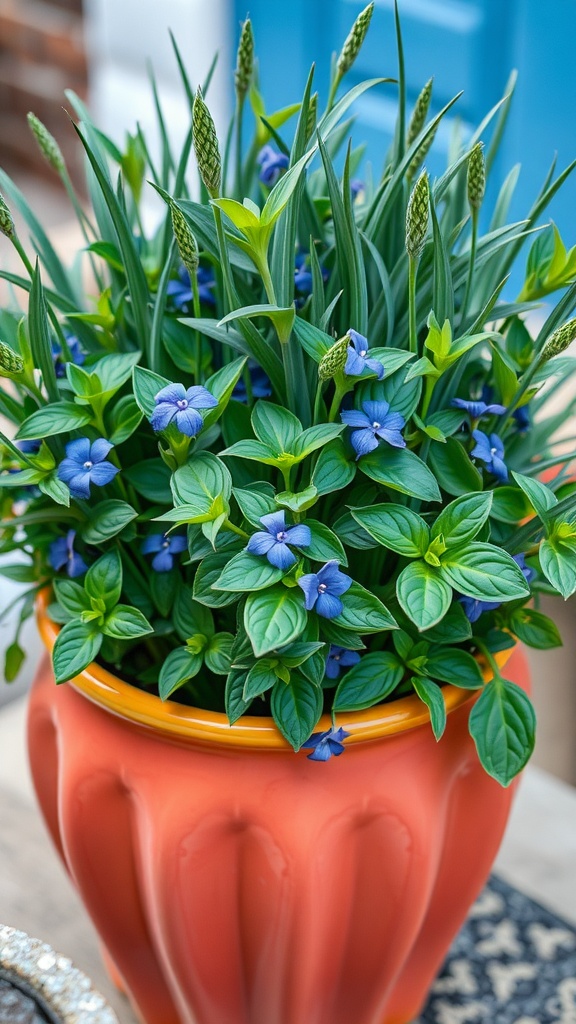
[
  {"left": 166, "top": 264, "right": 216, "bottom": 311},
  {"left": 246, "top": 511, "right": 311, "bottom": 570},
  {"left": 513, "top": 404, "right": 531, "bottom": 433},
  {"left": 232, "top": 361, "right": 272, "bottom": 402},
  {"left": 49, "top": 529, "right": 87, "bottom": 578},
  {"left": 350, "top": 179, "right": 365, "bottom": 200},
  {"left": 141, "top": 532, "right": 187, "bottom": 572},
  {"left": 257, "top": 145, "right": 289, "bottom": 186},
  {"left": 298, "top": 560, "right": 352, "bottom": 618},
  {"left": 459, "top": 554, "right": 536, "bottom": 622},
  {"left": 344, "top": 330, "right": 385, "bottom": 379},
  {"left": 57, "top": 438, "right": 119, "bottom": 499},
  {"left": 16, "top": 440, "right": 41, "bottom": 455},
  {"left": 150, "top": 383, "right": 217, "bottom": 437},
  {"left": 52, "top": 334, "right": 84, "bottom": 379},
  {"left": 325, "top": 645, "right": 360, "bottom": 680},
  {"left": 470, "top": 429, "right": 508, "bottom": 482},
  {"left": 451, "top": 398, "right": 506, "bottom": 418},
  {"left": 341, "top": 400, "right": 406, "bottom": 459},
  {"left": 294, "top": 251, "right": 313, "bottom": 296},
  {"left": 302, "top": 726, "right": 350, "bottom": 761}
]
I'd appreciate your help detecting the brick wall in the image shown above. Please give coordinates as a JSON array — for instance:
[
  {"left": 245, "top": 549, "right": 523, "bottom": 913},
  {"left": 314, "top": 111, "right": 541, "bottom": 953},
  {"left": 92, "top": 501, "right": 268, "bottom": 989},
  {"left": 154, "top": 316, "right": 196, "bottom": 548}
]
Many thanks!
[{"left": 0, "top": 0, "right": 87, "bottom": 184}]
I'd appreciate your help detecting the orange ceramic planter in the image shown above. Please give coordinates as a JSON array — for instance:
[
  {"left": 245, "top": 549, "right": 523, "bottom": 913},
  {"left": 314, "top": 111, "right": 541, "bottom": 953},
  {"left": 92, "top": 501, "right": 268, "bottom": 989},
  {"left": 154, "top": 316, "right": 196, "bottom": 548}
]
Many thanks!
[{"left": 28, "top": 594, "right": 529, "bottom": 1024}]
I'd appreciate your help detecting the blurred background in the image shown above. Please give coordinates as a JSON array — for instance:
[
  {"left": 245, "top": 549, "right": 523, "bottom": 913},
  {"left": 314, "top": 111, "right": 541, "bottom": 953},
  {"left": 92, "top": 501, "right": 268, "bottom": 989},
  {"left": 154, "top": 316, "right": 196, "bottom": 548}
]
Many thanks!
[{"left": 0, "top": 0, "right": 576, "bottom": 781}]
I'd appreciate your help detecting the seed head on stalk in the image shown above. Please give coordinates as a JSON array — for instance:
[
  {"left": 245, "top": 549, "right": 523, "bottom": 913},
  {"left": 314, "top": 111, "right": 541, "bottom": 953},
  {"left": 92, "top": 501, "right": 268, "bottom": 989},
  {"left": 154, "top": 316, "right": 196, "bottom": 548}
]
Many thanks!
[
  {"left": 467, "top": 142, "right": 486, "bottom": 212},
  {"left": 235, "top": 19, "right": 254, "bottom": 101},
  {"left": 541, "top": 317, "right": 576, "bottom": 362},
  {"left": 170, "top": 203, "right": 199, "bottom": 279},
  {"left": 27, "top": 112, "right": 65, "bottom": 174},
  {"left": 193, "top": 87, "right": 222, "bottom": 198},
  {"left": 405, "top": 170, "right": 430, "bottom": 260},
  {"left": 337, "top": 2, "right": 374, "bottom": 78}
]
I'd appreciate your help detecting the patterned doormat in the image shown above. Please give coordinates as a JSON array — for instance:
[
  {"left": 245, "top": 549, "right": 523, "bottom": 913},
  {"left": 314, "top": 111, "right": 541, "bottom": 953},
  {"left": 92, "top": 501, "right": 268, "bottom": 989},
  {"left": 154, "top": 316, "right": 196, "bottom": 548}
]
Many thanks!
[{"left": 416, "top": 875, "right": 576, "bottom": 1024}]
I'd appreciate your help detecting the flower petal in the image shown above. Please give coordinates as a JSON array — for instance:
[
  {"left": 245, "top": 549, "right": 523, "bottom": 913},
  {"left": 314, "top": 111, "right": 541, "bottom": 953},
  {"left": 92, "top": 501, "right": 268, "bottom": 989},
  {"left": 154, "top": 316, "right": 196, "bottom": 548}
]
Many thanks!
[
  {"left": 362, "top": 399, "right": 390, "bottom": 423},
  {"left": 67, "top": 471, "right": 92, "bottom": 499},
  {"left": 88, "top": 461, "right": 120, "bottom": 487},
  {"left": 259, "top": 511, "right": 287, "bottom": 536},
  {"left": 64, "top": 437, "right": 91, "bottom": 464},
  {"left": 266, "top": 543, "right": 297, "bottom": 570},
  {"left": 350, "top": 428, "right": 379, "bottom": 459},
  {"left": 341, "top": 409, "right": 371, "bottom": 428},
  {"left": 174, "top": 406, "right": 203, "bottom": 437},
  {"left": 89, "top": 438, "right": 114, "bottom": 463},
  {"left": 186, "top": 386, "right": 218, "bottom": 410},
  {"left": 344, "top": 349, "right": 366, "bottom": 377},
  {"left": 150, "top": 403, "right": 177, "bottom": 432},
  {"left": 141, "top": 534, "right": 164, "bottom": 554},
  {"left": 168, "top": 535, "right": 188, "bottom": 554},
  {"left": 375, "top": 427, "right": 406, "bottom": 449},
  {"left": 297, "top": 573, "right": 320, "bottom": 610},
  {"left": 315, "top": 592, "right": 344, "bottom": 619},
  {"left": 284, "top": 524, "right": 311, "bottom": 547},
  {"left": 247, "top": 531, "right": 277, "bottom": 556},
  {"left": 364, "top": 357, "right": 385, "bottom": 380},
  {"left": 57, "top": 458, "right": 83, "bottom": 485},
  {"left": 151, "top": 548, "right": 174, "bottom": 572},
  {"left": 154, "top": 383, "right": 186, "bottom": 405}
]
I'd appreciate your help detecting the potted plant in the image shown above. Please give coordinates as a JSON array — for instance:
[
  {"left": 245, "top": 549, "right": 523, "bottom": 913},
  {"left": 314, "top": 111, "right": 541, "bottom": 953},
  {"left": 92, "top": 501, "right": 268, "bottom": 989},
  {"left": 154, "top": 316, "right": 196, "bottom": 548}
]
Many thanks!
[{"left": 2, "top": 4, "right": 576, "bottom": 1023}]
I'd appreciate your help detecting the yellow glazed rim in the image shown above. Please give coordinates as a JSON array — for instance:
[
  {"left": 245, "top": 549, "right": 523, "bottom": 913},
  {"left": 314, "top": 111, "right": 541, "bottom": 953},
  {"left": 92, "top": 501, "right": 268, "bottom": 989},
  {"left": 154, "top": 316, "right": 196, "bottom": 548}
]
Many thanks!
[{"left": 36, "top": 590, "right": 513, "bottom": 751}]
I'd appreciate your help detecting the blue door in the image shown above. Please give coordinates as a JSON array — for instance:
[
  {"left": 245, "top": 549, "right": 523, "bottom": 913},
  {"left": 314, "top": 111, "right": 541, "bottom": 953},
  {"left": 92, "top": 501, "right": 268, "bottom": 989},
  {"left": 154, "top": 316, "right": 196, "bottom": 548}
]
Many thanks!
[{"left": 236, "top": 0, "right": 576, "bottom": 255}]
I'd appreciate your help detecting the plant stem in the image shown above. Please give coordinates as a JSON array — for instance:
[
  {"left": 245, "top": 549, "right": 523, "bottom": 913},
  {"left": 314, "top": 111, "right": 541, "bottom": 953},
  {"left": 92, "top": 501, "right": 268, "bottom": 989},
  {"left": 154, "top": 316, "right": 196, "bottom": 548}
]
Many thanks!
[
  {"left": 223, "top": 518, "right": 249, "bottom": 541},
  {"left": 234, "top": 97, "right": 245, "bottom": 200},
  {"left": 191, "top": 271, "right": 203, "bottom": 384},
  {"left": 408, "top": 255, "right": 418, "bottom": 354},
  {"left": 328, "top": 383, "right": 348, "bottom": 422}
]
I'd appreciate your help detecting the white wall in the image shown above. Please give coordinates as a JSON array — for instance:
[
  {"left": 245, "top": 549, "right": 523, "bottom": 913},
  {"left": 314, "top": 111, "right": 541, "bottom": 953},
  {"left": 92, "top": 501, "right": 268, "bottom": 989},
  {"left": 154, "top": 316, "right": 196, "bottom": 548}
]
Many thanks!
[{"left": 84, "top": 0, "right": 233, "bottom": 169}]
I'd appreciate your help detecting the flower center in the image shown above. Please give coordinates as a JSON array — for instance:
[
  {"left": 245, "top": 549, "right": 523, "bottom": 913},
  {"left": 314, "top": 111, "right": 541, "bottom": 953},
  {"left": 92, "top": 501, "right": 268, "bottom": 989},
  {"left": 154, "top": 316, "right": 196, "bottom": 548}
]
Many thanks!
[
  {"left": 334, "top": 654, "right": 341, "bottom": 661},
  {"left": 176, "top": 399, "right": 189, "bottom": 409},
  {"left": 360, "top": 349, "right": 367, "bottom": 357},
  {"left": 276, "top": 530, "right": 288, "bottom": 542},
  {"left": 162, "top": 540, "right": 170, "bottom": 549},
  {"left": 490, "top": 446, "right": 498, "bottom": 456},
  {"left": 372, "top": 421, "right": 381, "bottom": 430},
  {"left": 83, "top": 460, "right": 93, "bottom": 470},
  {"left": 318, "top": 582, "right": 328, "bottom": 593}
]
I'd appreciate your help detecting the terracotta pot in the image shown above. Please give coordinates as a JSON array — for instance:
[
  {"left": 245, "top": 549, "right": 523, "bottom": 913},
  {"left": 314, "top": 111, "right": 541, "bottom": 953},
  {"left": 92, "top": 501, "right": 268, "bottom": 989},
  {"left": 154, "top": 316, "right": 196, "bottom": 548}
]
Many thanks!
[{"left": 28, "top": 594, "right": 529, "bottom": 1024}]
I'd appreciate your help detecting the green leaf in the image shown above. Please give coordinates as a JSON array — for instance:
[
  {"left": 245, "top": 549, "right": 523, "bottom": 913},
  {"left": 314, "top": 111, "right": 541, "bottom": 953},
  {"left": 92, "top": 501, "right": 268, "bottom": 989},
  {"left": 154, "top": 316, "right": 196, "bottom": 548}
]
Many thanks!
[
  {"left": 170, "top": 452, "right": 232, "bottom": 521},
  {"left": 397, "top": 562, "right": 452, "bottom": 631},
  {"left": 432, "top": 492, "right": 493, "bottom": 548},
  {"left": 232, "top": 485, "right": 276, "bottom": 526},
  {"left": 158, "top": 647, "right": 203, "bottom": 700},
  {"left": 39, "top": 472, "right": 70, "bottom": 507},
  {"left": 292, "top": 317, "right": 332, "bottom": 361},
  {"left": 212, "top": 550, "right": 284, "bottom": 592},
  {"left": 426, "top": 647, "right": 484, "bottom": 689},
  {"left": 244, "top": 586, "right": 307, "bottom": 656},
  {"left": 225, "top": 668, "right": 251, "bottom": 723},
  {"left": 193, "top": 552, "right": 241, "bottom": 608},
  {"left": 108, "top": 395, "right": 143, "bottom": 444},
  {"left": 270, "top": 674, "right": 323, "bottom": 751},
  {"left": 52, "top": 619, "right": 103, "bottom": 685},
  {"left": 429, "top": 437, "right": 483, "bottom": 496},
  {"left": 441, "top": 543, "right": 531, "bottom": 601},
  {"left": 150, "top": 568, "right": 179, "bottom": 618},
  {"left": 511, "top": 471, "right": 557, "bottom": 523},
  {"left": 219, "top": 305, "right": 295, "bottom": 344},
  {"left": 5, "top": 641, "right": 25, "bottom": 682},
  {"left": 81, "top": 500, "right": 138, "bottom": 544},
  {"left": 421, "top": 602, "right": 472, "bottom": 644},
  {"left": 332, "top": 582, "right": 397, "bottom": 634},
  {"left": 469, "top": 677, "right": 536, "bottom": 786},
  {"left": 204, "top": 632, "right": 234, "bottom": 674},
  {"left": 305, "top": 521, "right": 348, "bottom": 566},
  {"left": 251, "top": 401, "right": 302, "bottom": 452},
  {"left": 351, "top": 504, "right": 429, "bottom": 557},
  {"left": 132, "top": 365, "right": 171, "bottom": 418},
  {"left": 412, "top": 676, "right": 447, "bottom": 740},
  {"left": 124, "top": 459, "right": 172, "bottom": 503},
  {"left": 53, "top": 579, "right": 90, "bottom": 617},
  {"left": 311, "top": 439, "right": 356, "bottom": 496},
  {"left": 360, "top": 446, "right": 441, "bottom": 502},
  {"left": 103, "top": 605, "right": 153, "bottom": 640},
  {"left": 29, "top": 262, "right": 59, "bottom": 402},
  {"left": 220, "top": 438, "right": 280, "bottom": 466},
  {"left": 509, "top": 608, "right": 562, "bottom": 649},
  {"left": 490, "top": 487, "right": 532, "bottom": 525},
  {"left": 84, "top": 550, "right": 122, "bottom": 611},
  {"left": 292, "top": 423, "right": 346, "bottom": 459},
  {"left": 275, "top": 486, "right": 318, "bottom": 513},
  {"left": 15, "top": 402, "right": 93, "bottom": 441},
  {"left": 333, "top": 652, "right": 403, "bottom": 711},
  {"left": 243, "top": 659, "right": 279, "bottom": 700},
  {"left": 539, "top": 537, "right": 576, "bottom": 599},
  {"left": 93, "top": 352, "right": 141, "bottom": 398},
  {"left": 173, "top": 588, "right": 214, "bottom": 641}
]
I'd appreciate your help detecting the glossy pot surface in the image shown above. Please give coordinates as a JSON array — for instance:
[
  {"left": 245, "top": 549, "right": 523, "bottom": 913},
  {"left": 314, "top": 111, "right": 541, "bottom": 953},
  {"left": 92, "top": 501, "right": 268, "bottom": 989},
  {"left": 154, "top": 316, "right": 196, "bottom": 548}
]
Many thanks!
[{"left": 29, "top": 598, "right": 528, "bottom": 1024}]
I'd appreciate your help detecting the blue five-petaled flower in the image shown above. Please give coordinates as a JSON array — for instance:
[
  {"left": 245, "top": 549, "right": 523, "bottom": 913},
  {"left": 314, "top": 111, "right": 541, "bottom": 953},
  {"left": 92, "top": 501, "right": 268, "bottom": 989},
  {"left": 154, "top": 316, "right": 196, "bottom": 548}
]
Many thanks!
[
  {"left": 298, "top": 560, "right": 352, "bottom": 619},
  {"left": 166, "top": 264, "right": 216, "bottom": 311},
  {"left": 48, "top": 529, "right": 87, "bottom": 578},
  {"left": 141, "top": 532, "right": 187, "bottom": 572},
  {"left": 257, "top": 145, "right": 289, "bottom": 186},
  {"left": 150, "top": 383, "right": 218, "bottom": 437},
  {"left": 325, "top": 645, "right": 361, "bottom": 680},
  {"left": 57, "top": 438, "right": 119, "bottom": 499},
  {"left": 470, "top": 429, "right": 508, "bottom": 482},
  {"left": 344, "top": 330, "right": 384, "bottom": 379},
  {"left": 302, "top": 726, "right": 351, "bottom": 761},
  {"left": 451, "top": 398, "right": 506, "bottom": 419},
  {"left": 459, "top": 554, "right": 536, "bottom": 622},
  {"left": 341, "top": 400, "right": 406, "bottom": 460},
  {"left": 246, "top": 511, "right": 311, "bottom": 570}
]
